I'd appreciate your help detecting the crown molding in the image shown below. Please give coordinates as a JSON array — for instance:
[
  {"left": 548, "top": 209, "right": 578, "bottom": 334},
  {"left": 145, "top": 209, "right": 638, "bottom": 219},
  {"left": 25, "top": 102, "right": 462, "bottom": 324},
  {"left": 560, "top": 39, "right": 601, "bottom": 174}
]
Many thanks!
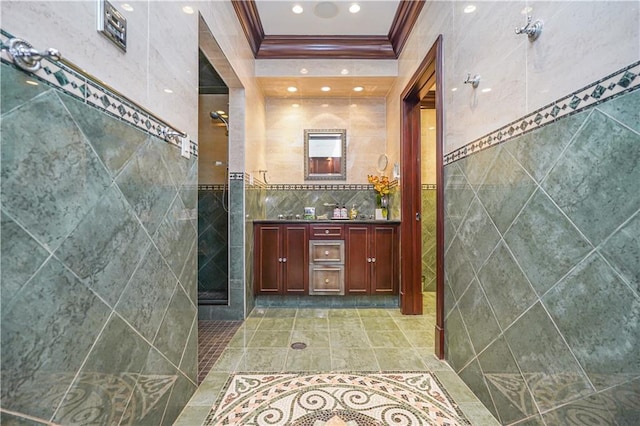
[{"left": 233, "top": 0, "right": 425, "bottom": 59}]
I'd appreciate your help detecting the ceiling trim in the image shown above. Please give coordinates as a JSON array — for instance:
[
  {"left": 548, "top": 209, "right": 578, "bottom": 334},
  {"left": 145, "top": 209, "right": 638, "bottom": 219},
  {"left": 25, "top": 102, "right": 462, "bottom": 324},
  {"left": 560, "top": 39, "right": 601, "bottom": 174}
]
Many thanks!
[{"left": 232, "top": 0, "right": 425, "bottom": 59}]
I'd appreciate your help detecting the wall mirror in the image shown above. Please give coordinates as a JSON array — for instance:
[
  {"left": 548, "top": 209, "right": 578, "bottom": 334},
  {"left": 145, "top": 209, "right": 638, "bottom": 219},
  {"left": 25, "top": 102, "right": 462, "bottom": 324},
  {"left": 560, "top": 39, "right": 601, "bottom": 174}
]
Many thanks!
[{"left": 304, "top": 129, "right": 347, "bottom": 180}]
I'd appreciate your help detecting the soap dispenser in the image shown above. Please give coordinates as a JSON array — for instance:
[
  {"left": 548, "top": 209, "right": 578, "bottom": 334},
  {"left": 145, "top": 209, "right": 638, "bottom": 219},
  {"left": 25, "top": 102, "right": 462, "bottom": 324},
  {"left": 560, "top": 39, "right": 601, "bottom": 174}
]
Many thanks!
[
  {"left": 340, "top": 205, "right": 348, "bottom": 219},
  {"left": 333, "top": 204, "right": 341, "bottom": 219},
  {"left": 349, "top": 204, "right": 358, "bottom": 220}
]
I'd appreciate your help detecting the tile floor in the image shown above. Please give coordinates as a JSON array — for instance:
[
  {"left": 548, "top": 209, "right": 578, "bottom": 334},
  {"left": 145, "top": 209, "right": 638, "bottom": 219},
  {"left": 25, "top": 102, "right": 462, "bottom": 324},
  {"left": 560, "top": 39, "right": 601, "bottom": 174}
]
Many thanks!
[
  {"left": 197, "top": 320, "right": 243, "bottom": 384},
  {"left": 176, "top": 294, "right": 499, "bottom": 425}
]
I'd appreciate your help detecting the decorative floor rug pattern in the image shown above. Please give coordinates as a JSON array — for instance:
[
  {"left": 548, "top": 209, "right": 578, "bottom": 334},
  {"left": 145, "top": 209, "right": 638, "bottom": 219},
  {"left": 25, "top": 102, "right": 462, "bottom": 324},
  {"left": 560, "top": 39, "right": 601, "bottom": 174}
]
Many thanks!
[{"left": 203, "top": 372, "right": 471, "bottom": 425}]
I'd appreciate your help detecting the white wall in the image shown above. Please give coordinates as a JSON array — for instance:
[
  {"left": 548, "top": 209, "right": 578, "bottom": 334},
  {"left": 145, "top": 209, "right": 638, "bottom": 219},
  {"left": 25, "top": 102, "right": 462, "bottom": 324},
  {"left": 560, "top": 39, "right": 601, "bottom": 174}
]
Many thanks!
[
  {"left": 198, "top": 1, "right": 267, "bottom": 175},
  {"left": 1, "top": 0, "right": 199, "bottom": 141},
  {"left": 264, "top": 97, "right": 387, "bottom": 184},
  {"left": 389, "top": 1, "right": 640, "bottom": 156}
]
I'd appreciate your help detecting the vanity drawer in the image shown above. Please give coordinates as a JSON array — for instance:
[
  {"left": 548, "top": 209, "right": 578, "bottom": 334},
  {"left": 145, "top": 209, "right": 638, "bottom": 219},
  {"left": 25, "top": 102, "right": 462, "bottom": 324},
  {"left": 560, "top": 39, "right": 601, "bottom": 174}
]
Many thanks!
[
  {"left": 310, "top": 240, "right": 344, "bottom": 263},
  {"left": 310, "top": 224, "right": 344, "bottom": 239},
  {"left": 309, "top": 265, "right": 344, "bottom": 295}
]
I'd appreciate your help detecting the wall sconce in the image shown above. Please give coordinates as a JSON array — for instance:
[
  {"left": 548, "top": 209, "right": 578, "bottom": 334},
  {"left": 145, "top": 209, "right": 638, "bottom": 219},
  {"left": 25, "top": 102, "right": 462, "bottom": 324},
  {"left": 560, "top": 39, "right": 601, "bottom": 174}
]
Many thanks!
[
  {"left": 464, "top": 73, "right": 481, "bottom": 88},
  {"left": 515, "top": 16, "right": 543, "bottom": 41}
]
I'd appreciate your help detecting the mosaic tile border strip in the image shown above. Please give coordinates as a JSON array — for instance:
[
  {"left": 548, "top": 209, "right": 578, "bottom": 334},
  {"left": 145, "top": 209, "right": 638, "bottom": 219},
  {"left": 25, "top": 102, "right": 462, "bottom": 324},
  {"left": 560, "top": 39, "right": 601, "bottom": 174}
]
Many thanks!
[
  {"left": 422, "top": 184, "right": 437, "bottom": 190},
  {"left": 0, "top": 29, "right": 197, "bottom": 157},
  {"left": 255, "top": 179, "right": 400, "bottom": 191},
  {"left": 445, "top": 61, "right": 640, "bottom": 165},
  {"left": 198, "top": 184, "right": 228, "bottom": 191}
]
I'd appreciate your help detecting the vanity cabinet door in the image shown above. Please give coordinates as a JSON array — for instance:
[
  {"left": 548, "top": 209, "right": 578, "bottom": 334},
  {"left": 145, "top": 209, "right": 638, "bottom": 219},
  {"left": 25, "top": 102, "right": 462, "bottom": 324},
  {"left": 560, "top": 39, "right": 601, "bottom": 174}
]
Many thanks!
[
  {"left": 282, "top": 225, "right": 308, "bottom": 294},
  {"left": 345, "top": 224, "right": 398, "bottom": 295},
  {"left": 254, "top": 224, "right": 308, "bottom": 295},
  {"left": 345, "top": 225, "right": 370, "bottom": 294},
  {"left": 370, "top": 225, "right": 398, "bottom": 294},
  {"left": 255, "top": 225, "right": 282, "bottom": 294}
]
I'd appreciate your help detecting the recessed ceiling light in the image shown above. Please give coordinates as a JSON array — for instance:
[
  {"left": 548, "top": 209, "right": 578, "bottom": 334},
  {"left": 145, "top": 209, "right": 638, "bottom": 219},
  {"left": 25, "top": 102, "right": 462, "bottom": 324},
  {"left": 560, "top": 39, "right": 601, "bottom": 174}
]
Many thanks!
[
  {"left": 341, "top": 69, "right": 349, "bottom": 75},
  {"left": 521, "top": 6, "right": 533, "bottom": 15},
  {"left": 349, "top": 3, "right": 361, "bottom": 13},
  {"left": 481, "top": 88, "right": 492, "bottom": 93},
  {"left": 463, "top": 5, "right": 476, "bottom": 13},
  {"left": 321, "top": 86, "right": 331, "bottom": 92},
  {"left": 122, "top": 3, "right": 134, "bottom": 12},
  {"left": 321, "top": 103, "right": 329, "bottom": 108},
  {"left": 314, "top": 2, "right": 339, "bottom": 19},
  {"left": 300, "top": 68, "right": 308, "bottom": 74},
  {"left": 350, "top": 104, "right": 358, "bottom": 108},
  {"left": 292, "top": 4, "right": 304, "bottom": 14},
  {"left": 182, "top": 6, "right": 194, "bottom": 14},
  {"left": 164, "top": 88, "right": 174, "bottom": 93},
  {"left": 353, "top": 86, "right": 364, "bottom": 92},
  {"left": 451, "top": 87, "right": 458, "bottom": 92},
  {"left": 292, "top": 103, "right": 300, "bottom": 108},
  {"left": 428, "top": 126, "right": 436, "bottom": 130},
  {"left": 25, "top": 80, "right": 39, "bottom": 86},
  {"left": 287, "top": 86, "right": 298, "bottom": 92}
]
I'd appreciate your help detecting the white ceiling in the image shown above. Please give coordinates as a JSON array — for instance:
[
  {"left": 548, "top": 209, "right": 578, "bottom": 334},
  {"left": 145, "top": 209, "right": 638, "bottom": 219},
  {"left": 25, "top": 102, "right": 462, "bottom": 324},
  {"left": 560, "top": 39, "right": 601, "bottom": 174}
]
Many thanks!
[
  {"left": 252, "top": 1, "right": 401, "bottom": 97},
  {"left": 254, "top": 0, "right": 401, "bottom": 36}
]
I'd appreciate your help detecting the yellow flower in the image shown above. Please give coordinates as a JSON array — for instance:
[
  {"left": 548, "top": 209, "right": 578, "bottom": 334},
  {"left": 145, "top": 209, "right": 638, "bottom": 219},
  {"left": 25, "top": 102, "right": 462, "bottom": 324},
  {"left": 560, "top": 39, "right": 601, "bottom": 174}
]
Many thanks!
[{"left": 368, "top": 174, "right": 390, "bottom": 196}]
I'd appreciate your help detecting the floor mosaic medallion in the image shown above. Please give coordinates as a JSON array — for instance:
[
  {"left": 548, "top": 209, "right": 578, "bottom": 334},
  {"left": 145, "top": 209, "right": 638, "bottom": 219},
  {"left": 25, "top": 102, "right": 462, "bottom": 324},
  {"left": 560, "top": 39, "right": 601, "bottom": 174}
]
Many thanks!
[{"left": 203, "top": 372, "right": 471, "bottom": 425}]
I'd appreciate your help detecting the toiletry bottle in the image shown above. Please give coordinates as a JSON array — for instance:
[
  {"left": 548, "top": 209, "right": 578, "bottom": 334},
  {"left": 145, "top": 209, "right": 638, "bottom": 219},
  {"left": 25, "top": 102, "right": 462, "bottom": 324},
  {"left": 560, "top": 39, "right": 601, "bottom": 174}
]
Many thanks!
[
  {"left": 349, "top": 204, "right": 358, "bottom": 220},
  {"left": 333, "top": 204, "right": 340, "bottom": 219},
  {"left": 341, "top": 205, "right": 348, "bottom": 219}
]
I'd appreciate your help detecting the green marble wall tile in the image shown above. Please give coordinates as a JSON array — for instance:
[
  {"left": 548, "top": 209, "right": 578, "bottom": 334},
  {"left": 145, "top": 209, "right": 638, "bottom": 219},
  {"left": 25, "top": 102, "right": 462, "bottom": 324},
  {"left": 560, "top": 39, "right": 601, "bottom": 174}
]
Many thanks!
[
  {"left": 154, "top": 286, "right": 197, "bottom": 366},
  {"left": 444, "top": 162, "right": 475, "bottom": 232},
  {"left": 596, "top": 89, "right": 640, "bottom": 135},
  {"left": 180, "top": 316, "right": 199, "bottom": 383},
  {"left": 56, "top": 184, "right": 150, "bottom": 307},
  {"left": 1, "top": 91, "right": 111, "bottom": 251},
  {"left": 505, "top": 111, "right": 587, "bottom": 183},
  {"left": 478, "top": 337, "right": 537, "bottom": 424},
  {"left": 504, "top": 189, "right": 592, "bottom": 295},
  {"left": 504, "top": 302, "right": 593, "bottom": 412},
  {"left": 601, "top": 377, "right": 640, "bottom": 424},
  {"left": 543, "top": 110, "right": 640, "bottom": 246},
  {"left": 456, "top": 197, "right": 501, "bottom": 273},
  {"left": 0, "top": 212, "right": 49, "bottom": 310},
  {"left": 52, "top": 314, "right": 151, "bottom": 424},
  {"left": 458, "top": 145, "right": 499, "bottom": 190},
  {"left": 542, "top": 253, "right": 640, "bottom": 390},
  {"left": 444, "top": 307, "right": 475, "bottom": 372},
  {"left": 60, "top": 93, "right": 148, "bottom": 176},
  {"left": 1, "top": 257, "right": 111, "bottom": 420},
  {"left": 477, "top": 242, "right": 538, "bottom": 330},
  {"left": 0, "top": 63, "right": 48, "bottom": 114},
  {"left": 154, "top": 194, "right": 197, "bottom": 279},
  {"left": 444, "top": 236, "right": 475, "bottom": 301},
  {"left": 600, "top": 212, "right": 640, "bottom": 295},
  {"left": 0, "top": 63, "right": 197, "bottom": 424},
  {"left": 542, "top": 393, "right": 618, "bottom": 425},
  {"left": 457, "top": 278, "right": 501, "bottom": 354},
  {"left": 115, "top": 246, "right": 177, "bottom": 342},
  {"left": 116, "top": 138, "right": 177, "bottom": 236},
  {"left": 458, "top": 359, "right": 500, "bottom": 422},
  {"left": 476, "top": 146, "right": 537, "bottom": 233}
]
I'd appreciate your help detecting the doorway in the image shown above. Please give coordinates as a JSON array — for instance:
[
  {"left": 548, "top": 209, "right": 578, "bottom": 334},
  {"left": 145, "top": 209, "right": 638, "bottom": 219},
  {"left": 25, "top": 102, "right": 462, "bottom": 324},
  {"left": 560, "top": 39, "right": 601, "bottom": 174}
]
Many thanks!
[{"left": 400, "top": 36, "right": 445, "bottom": 358}]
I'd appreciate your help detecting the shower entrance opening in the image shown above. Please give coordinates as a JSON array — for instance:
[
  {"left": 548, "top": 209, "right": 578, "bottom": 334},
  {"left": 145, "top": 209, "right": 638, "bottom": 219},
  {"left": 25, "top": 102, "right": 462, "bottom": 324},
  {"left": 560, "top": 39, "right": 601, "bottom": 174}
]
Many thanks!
[{"left": 198, "top": 47, "right": 230, "bottom": 306}]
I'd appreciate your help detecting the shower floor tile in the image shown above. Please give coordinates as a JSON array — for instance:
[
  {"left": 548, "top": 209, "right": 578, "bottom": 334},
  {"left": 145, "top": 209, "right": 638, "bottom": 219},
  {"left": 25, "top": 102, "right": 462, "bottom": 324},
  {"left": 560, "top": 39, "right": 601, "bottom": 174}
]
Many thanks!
[{"left": 197, "top": 320, "right": 242, "bottom": 384}]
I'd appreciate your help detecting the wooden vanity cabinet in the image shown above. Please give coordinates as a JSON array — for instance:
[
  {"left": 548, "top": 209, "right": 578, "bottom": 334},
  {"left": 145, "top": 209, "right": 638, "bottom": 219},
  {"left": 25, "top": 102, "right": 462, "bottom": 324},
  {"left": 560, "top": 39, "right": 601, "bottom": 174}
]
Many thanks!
[
  {"left": 254, "top": 224, "right": 308, "bottom": 294},
  {"left": 345, "top": 224, "right": 399, "bottom": 295},
  {"left": 255, "top": 222, "right": 398, "bottom": 296}
]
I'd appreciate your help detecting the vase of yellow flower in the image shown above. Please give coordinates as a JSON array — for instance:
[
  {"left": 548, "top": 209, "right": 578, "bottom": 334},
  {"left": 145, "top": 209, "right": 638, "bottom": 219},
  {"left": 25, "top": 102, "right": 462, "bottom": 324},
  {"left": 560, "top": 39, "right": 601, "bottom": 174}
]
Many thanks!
[{"left": 368, "top": 174, "right": 390, "bottom": 219}]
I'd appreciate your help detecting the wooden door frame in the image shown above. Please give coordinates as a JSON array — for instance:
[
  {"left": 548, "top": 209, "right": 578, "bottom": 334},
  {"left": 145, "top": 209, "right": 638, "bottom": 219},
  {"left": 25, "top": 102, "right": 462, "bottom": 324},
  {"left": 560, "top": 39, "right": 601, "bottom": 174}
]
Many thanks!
[{"left": 399, "top": 35, "right": 445, "bottom": 359}]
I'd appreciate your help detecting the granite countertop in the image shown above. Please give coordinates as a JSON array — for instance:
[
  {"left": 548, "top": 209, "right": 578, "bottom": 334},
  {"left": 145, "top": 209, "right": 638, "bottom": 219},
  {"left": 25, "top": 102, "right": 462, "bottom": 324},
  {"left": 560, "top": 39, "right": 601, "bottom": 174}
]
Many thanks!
[{"left": 253, "top": 219, "right": 401, "bottom": 224}]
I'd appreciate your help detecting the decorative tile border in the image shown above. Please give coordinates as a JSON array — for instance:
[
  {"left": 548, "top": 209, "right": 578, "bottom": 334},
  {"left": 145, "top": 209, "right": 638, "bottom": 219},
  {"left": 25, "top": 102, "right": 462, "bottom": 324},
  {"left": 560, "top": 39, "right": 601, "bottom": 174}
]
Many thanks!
[
  {"left": 445, "top": 61, "right": 640, "bottom": 165},
  {"left": 198, "top": 184, "right": 228, "bottom": 191},
  {"left": 0, "top": 29, "right": 197, "bottom": 157},
  {"left": 422, "top": 184, "right": 437, "bottom": 190}
]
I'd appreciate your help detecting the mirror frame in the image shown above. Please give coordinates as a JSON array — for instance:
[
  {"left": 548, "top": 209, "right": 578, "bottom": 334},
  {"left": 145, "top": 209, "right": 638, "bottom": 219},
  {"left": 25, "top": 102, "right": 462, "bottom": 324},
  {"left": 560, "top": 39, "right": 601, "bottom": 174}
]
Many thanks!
[{"left": 304, "top": 129, "right": 347, "bottom": 181}]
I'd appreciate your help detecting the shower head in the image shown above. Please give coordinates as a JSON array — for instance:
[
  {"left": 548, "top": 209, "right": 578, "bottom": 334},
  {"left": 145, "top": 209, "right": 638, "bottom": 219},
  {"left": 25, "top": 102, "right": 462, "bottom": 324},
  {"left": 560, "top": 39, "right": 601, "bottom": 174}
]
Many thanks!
[{"left": 210, "top": 111, "right": 229, "bottom": 129}]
